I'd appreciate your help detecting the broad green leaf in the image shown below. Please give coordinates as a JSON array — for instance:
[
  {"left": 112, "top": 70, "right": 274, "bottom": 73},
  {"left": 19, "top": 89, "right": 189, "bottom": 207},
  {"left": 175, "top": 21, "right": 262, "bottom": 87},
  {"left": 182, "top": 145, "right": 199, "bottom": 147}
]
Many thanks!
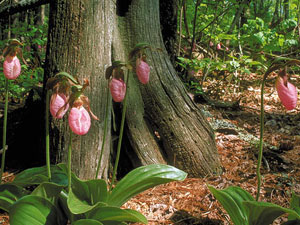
[
  {"left": 58, "top": 190, "right": 85, "bottom": 223},
  {"left": 31, "top": 182, "right": 64, "bottom": 204},
  {"left": 87, "top": 206, "right": 147, "bottom": 224},
  {"left": 67, "top": 174, "right": 108, "bottom": 214},
  {"left": 13, "top": 165, "right": 68, "bottom": 187},
  {"left": 289, "top": 192, "right": 300, "bottom": 220},
  {"left": 108, "top": 164, "right": 187, "bottom": 207},
  {"left": 68, "top": 189, "right": 106, "bottom": 214},
  {"left": 208, "top": 185, "right": 254, "bottom": 225},
  {"left": 243, "top": 201, "right": 300, "bottom": 225},
  {"left": 9, "top": 195, "right": 66, "bottom": 225},
  {"left": 73, "top": 219, "right": 103, "bottom": 225},
  {"left": 0, "top": 184, "right": 28, "bottom": 212}
]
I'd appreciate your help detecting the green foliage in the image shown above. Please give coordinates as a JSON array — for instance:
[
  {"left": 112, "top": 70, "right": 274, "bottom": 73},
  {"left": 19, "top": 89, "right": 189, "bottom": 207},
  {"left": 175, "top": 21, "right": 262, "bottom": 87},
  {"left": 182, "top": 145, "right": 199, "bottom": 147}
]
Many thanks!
[
  {"left": 0, "top": 19, "right": 48, "bottom": 100},
  {"left": 0, "top": 164, "right": 187, "bottom": 225},
  {"left": 208, "top": 185, "right": 300, "bottom": 225},
  {"left": 108, "top": 164, "right": 187, "bottom": 207}
]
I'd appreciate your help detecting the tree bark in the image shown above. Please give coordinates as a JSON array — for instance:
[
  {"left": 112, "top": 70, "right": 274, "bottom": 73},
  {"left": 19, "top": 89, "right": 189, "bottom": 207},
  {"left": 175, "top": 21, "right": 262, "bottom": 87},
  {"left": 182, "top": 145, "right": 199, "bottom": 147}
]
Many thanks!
[
  {"left": 113, "top": 0, "right": 221, "bottom": 177},
  {"left": 45, "top": 0, "right": 221, "bottom": 179},
  {"left": 44, "top": 0, "right": 113, "bottom": 179}
]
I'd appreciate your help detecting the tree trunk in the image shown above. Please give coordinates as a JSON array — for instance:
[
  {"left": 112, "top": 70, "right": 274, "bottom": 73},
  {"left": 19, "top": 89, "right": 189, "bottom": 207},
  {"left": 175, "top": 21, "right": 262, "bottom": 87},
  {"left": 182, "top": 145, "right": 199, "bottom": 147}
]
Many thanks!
[
  {"left": 283, "top": 0, "right": 289, "bottom": 20},
  {"left": 45, "top": 0, "right": 221, "bottom": 179},
  {"left": 44, "top": 0, "right": 113, "bottom": 179}
]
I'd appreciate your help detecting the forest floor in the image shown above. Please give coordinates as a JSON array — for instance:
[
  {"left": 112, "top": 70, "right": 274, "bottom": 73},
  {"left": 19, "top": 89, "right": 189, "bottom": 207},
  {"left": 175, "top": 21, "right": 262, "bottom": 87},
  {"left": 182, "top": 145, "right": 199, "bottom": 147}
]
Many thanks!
[
  {"left": 1, "top": 71, "right": 300, "bottom": 224},
  {"left": 124, "top": 71, "right": 300, "bottom": 225}
]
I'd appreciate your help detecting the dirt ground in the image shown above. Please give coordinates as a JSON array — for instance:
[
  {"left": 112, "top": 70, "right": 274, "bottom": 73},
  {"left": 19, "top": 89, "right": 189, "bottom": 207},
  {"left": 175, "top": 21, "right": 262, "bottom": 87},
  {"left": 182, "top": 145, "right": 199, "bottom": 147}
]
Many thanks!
[{"left": 1, "top": 71, "right": 300, "bottom": 224}]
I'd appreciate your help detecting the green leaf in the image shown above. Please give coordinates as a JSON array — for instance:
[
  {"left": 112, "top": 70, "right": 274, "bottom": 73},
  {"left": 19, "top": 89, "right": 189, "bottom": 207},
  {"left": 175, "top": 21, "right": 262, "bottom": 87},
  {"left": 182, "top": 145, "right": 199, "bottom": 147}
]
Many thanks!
[
  {"left": 0, "top": 184, "right": 28, "bottom": 212},
  {"left": 58, "top": 190, "right": 85, "bottom": 223},
  {"left": 73, "top": 219, "right": 103, "bottom": 225},
  {"left": 108, "top": 164, "right": 187, "bottom": 207},
  {"left": 87, "top": 206, "right": 147, "bottom": 224},
  {"left": 243, "top": 201, "right": 300, "bottom": 225},
  {"left": 290, "top": 192, "right": 300, "bottom": 220},
  {"left": 31, "top": 182, "right": 64, "bottom": 204},
  {"left": 55, "top": 71, "right": 79, "bottom": 85},
  {"left": 208, "top": 185, "right": 254, "bottom": 225},
  {"left": 67, "top": 174, "right": 108, "bottom": 214},
  {"left": 9, "top": 195, "right": 66, "bottom": 225},
  {"left": 13, "top": 165, "right": 68, "bottom": 187},
  {"left": 68, "top": 189, "right": 106, "bottom": 214}
]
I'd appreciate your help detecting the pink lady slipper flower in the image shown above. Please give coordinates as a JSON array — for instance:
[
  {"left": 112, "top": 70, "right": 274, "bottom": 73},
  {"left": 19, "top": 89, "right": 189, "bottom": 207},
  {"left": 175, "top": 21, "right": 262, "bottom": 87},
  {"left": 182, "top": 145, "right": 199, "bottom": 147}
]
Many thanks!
[
  {"left": 68, "top": 106, "right": 91, "bottom": 135},
  {"left": 3, "top": 56, "right": 21, "bottom": 80},
  {"left": 68, "top": 95, "right": 99, "bottom": 135},
  {"left": 136, "top": 58, "right": 150, "bottom": 84},
  {"left": 109, "top": 78, "right": 126, "bottom": 102},
  {"left": 276, "top": 74, "right": 297, "bottom": 110},
  {"left": 50, "top": 93, "right": 69, "bottom": 119}
]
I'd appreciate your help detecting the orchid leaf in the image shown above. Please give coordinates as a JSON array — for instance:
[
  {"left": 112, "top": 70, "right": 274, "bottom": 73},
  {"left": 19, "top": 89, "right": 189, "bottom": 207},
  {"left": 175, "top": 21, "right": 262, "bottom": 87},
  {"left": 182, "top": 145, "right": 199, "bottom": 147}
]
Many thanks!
[
  {"left": 243, "top": 201, "right": 300, "bottom": 225},
  {"left": 0, "top": 184, "right": 28, "bottom": 212},
  {"left": 208, "top": 185, "right": 254, "bottom": 225},
  {"left": 108, "top": 164, "right": 187, "bottom": 207}
]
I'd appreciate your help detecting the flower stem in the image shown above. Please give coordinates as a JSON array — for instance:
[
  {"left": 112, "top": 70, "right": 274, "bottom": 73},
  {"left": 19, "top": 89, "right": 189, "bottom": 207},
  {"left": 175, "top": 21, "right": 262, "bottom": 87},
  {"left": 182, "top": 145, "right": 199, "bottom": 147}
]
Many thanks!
[
  {"left": 110, "top": 70, "right": 129, "bottom": 191},
  {"left": 95, "top": 82, "right": 110, "bottom": 179},
  {"left": 0, "top": 78, "right": 9, "bottom": 183},
  {"left": 256, "top": 76, "right": 266, "bottom": 201},
  {"left": 45, "top": 90, "right": 51, "bottom": 180},
  {"left": 68, "top": 130, "right": 73, "bottom": 192}
]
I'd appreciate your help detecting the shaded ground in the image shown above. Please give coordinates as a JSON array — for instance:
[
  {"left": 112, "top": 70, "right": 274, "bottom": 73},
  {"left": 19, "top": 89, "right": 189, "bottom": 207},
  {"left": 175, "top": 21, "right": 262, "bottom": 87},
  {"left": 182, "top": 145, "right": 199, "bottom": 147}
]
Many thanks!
[{"left": 1, "top": 71, "right": 300, "bottom": 224}]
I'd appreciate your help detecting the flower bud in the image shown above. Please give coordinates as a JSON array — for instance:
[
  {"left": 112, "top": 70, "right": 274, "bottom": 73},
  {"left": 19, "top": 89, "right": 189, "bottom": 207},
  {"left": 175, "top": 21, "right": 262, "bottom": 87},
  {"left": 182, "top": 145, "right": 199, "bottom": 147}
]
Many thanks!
[
  {"left": 50, "top": 93, "right": 69, "bottom": 118},
  {"left": 109, "top": 78, "right": 126, "bottom": 102},
  {"left": 136, "top": 59, "right": 150, "bottom": 84},
  {"left": 216, "top": 43, "right": 221, "bottom": 50},
  {"left": 276, "top": 76, "right": 297, "bottom": 110},
  {"left": 68, "top": 106, "right": 91, "bottom": 135},
  {"left": 3, "top": 56, "right": 21, "bottom": 80}
]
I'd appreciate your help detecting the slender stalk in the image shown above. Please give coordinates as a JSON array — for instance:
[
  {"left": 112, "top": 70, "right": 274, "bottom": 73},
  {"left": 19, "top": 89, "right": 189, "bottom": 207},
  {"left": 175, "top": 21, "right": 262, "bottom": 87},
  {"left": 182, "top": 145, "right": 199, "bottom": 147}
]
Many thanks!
[
  {"left": 256, "top": 76, "right": 266, "bottom": 201},
  {"left": 95, "top": 82, "right": 110, "bottom": 179},
  {"left": 189, "top": 0, "right": 201, "bottom": 59},
  {"left": 110, "top": 71, "right": 129, "bottom": 190},
  {"left": 0, "top": 79, "right": 9, "bottom": 183},
  {"left": 45, "top": 90, "right": 51, "bottom": 180},
  {"left": 68, "top": 130, "right": 73, "bottom": 192},
  {"left": 177, "top": 2, "right": 183, "bottom": 56}
]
